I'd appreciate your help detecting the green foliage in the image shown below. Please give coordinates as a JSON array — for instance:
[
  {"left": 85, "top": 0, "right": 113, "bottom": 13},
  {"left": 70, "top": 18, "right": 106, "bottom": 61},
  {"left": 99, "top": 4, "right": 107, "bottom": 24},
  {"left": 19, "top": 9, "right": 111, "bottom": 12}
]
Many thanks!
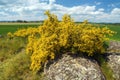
[
  {"left": 92, "top": 54, "right": 115, "bottom": 80},
  {"left": 0, "top": 23, "right": 40, "bottom": 35},
  {"left": 12, "top": 11, "right": 115, "bottom": 72},
  {"left": 0, "top": 52, "right": 44, "bottom": 80},
  {"left": 101, "top": 24, "right": 120, "bottom": 41},
  {"left": 0, "top": 37, "right": 25, "bottom": 62},
  {"left": 0, "top": 37, "right": 44, "bottom": 80},
  {"left": 0, "top": 52, "right": 30, "bottom": 80}
]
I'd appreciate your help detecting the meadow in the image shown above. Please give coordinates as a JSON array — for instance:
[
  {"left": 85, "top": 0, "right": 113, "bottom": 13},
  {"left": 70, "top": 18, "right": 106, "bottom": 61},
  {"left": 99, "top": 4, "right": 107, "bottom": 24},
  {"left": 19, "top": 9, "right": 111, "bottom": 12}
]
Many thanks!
[
  {"left": 0, "top": 23, "right": 41, "bottom": 35},
  {"left": 0, "top": 23, "right": 120, "bottom": 41},
  {"left": 100, "top": 24, "right": 120, "bottom": 41}
]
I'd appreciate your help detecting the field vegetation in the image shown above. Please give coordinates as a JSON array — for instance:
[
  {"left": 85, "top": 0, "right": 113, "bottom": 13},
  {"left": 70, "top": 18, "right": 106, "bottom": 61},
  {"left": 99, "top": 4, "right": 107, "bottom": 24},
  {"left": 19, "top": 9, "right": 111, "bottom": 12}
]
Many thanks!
[
  {"left": 1, "top": 23, "right": 120, "bottom": 41},
  {"left": 0, "top": 23, "right": 41, "bottom": 35},
  {"left": 101, "top": 24, "right": 120, "bottom": 41}
]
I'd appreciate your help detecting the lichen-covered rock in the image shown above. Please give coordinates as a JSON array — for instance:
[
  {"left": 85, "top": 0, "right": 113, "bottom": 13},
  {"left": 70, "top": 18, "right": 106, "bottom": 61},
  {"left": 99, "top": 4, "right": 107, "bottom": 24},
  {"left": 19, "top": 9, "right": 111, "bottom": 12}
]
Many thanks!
[
  {"left": 107, "top": 41, "right": 120, "bottom": 80},
  {"left": 107, "top": 41, "right": 120, "bottom": 53},
  {"left": 108, "top": 54, "right": 120, "bottom": 80},
  {"left": 44, "top": 54, "right": 105, "bottom": 80}
]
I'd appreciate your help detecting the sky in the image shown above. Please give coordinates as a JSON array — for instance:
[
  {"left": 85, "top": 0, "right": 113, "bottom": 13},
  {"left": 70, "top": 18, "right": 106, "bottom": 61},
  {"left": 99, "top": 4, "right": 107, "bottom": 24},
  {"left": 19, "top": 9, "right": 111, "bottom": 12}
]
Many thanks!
[{"left": 0, "top": 0, "right": 120, "bottom": 23}]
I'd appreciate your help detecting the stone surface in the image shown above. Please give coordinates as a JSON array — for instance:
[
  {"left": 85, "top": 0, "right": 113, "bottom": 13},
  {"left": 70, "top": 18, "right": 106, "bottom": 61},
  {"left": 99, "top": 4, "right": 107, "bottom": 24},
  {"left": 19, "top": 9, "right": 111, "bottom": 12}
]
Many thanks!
[
  {"left": 107, "top": 41, "right": 120, "bottom": 54},
  {"left": 108, "top": 54, "right": 120, "bottom": 80},
  {"left": 107, "top": 41, "right": 120, "bottom": 80},
  {"left": 44, "top": 54, "right": 105, "bottom": 80}
]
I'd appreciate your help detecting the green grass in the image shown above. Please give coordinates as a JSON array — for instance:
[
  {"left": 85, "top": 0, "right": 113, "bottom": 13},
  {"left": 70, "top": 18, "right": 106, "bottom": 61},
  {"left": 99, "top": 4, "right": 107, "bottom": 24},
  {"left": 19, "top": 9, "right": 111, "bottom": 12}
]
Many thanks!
[
  {"left": 101, "top": 62, "right": 115, "bottom": 80},
  {"left": 0, "top": 37, "right": 44, "bottom": 80},
  {"left": 108, "top": 25, "right": 120, "bottom": 41},
  {"left": 93, "top": 54, "right": 115, "bottom": 80},
  {"left": 0, "top": 23, "right": 41, "bottom": 35},
  {"left": 99, "top": 24, "right": 120, "bottom": 41}
]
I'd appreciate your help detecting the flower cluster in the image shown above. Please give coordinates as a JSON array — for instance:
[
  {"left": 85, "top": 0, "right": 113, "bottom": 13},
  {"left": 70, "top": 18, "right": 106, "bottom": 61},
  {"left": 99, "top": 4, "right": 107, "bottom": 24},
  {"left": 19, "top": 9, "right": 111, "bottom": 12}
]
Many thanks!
[{"left": 9, "top": 11, "right": 115, "bottom": 72}]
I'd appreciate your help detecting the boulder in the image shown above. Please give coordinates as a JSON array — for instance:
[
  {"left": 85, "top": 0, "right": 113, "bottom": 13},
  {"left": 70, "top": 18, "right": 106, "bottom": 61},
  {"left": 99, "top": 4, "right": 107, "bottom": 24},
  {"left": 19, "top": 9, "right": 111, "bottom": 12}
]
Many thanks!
[
  {"left": 108, "top": 54, "right": 120, "bottom": 80},
  {"left": 44, "top": 54, "right": 105, "bottom": 80},
  {"left": 107, "top": 41, "right": 120, "bottom": 80}
]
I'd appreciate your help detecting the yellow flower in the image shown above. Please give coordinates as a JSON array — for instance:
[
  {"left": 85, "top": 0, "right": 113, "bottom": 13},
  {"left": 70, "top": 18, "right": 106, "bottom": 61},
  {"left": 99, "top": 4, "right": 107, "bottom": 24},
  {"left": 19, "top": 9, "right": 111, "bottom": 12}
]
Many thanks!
[{"left": 9, "top": 11, "right": 115, "bottom": 72}]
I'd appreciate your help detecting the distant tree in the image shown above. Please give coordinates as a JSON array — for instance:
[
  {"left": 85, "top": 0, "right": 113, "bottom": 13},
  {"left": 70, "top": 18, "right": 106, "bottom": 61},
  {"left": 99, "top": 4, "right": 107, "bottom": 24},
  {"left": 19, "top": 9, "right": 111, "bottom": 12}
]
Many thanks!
[{"left": 16, "top": 20, "right": 23, "bottom": 23}]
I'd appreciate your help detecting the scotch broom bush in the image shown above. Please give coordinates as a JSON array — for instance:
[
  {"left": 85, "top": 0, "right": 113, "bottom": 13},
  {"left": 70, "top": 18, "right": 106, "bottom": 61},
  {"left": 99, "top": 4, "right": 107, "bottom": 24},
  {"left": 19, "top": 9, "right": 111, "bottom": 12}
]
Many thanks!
[{"left": 9, "top": 11, "right": 115, "bottom": 72}]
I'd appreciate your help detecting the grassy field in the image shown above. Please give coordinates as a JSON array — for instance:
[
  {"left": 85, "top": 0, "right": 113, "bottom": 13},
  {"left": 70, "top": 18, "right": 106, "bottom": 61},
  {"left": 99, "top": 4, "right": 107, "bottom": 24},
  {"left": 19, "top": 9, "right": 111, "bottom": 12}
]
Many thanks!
[
  {"left": 100, "top": 24, "right": 120, "bottom": 41},
  {"left": 0, "top": 23, "right": 120, "bottom": 41},
  {"left": 107, "top": 25, "right": 120, "bottom": 41},
  {"left": 0, "top": 23, "right": 41, "bottom": 35}
]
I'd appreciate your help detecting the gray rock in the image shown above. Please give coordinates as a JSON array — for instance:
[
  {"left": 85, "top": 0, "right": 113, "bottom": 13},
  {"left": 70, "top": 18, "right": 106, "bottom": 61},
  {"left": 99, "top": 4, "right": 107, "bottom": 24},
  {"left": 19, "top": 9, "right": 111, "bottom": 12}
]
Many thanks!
[
  {"left": 107, "top": 41, "right": 120, "bottom": 53},
  {"left": 108, "top": 54, "right": 120, "bottom": 80},
  {"left": 44, "top": 54, "right": 105, "bottom": 80},
  {"left": 107, "top": 41, "right": 120, "bottom": 80}
]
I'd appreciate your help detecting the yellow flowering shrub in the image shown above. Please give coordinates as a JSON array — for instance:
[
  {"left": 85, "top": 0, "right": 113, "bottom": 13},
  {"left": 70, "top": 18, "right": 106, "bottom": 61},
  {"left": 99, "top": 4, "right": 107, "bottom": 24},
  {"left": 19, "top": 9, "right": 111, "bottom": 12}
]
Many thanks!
[
  {"left": 10, "top": 11, "right": 115, "bottom": 72},
  {"left": 13, "top": 27, "right": 40, "bottom": 37}
]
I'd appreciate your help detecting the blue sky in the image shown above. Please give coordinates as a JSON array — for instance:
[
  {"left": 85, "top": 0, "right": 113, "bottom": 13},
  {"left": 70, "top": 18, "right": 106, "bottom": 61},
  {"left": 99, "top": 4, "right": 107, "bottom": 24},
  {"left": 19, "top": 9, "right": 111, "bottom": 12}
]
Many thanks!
[
  {"left": 0, "top": 0, "right": 120, "bottom": 23},
  {"left": 57, "top": 0, "right": 120, "bottom": 12}
]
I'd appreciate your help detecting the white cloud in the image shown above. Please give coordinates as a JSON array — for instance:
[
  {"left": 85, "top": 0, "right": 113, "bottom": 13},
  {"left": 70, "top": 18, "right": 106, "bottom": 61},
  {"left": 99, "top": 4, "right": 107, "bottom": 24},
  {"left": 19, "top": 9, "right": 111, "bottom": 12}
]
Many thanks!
[
  {"left": 0, "top": 11, "right": 8, "bottom": 16},
  {"left": 95, "top": 2, "right": 101, "bottom": 5},
  {"left": 0, "top": 0, "right": 120, "bottom": 23},
  {"left": 108, "top": 2, "right": 120, "bottom": 8},
  {"left": 111, "top": 8, "right": 120, "bottom": 15},
  {"left": 49, "top": 0, "right": 56, "bottom": 5}
]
